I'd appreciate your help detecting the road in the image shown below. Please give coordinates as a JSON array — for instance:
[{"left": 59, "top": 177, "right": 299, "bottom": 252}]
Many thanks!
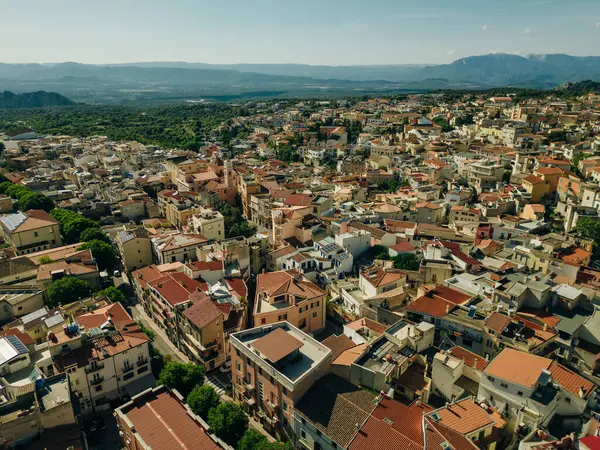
[{"left": 131, "top": 304, "right": 189, "bottom": 363}]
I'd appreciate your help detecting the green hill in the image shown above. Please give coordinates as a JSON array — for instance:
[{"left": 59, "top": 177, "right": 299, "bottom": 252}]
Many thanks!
[{"left": 0, "top": 90, "right": 74, "bottom": 109}]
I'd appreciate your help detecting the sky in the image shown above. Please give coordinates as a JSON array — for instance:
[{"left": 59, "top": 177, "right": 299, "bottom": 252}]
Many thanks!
[{"left": 2, "top": 0, "right": 600, "bottom": 65}]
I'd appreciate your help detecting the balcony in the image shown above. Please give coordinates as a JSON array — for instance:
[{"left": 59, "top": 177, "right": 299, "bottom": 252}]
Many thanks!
[
  {"left": 243, "top": 395, "right": 256, "bottom": 407},
  {"left": 137, "top": 357, "right": 149, "bottom": 367},
  {"left": 123, "top": 365, "right": 134, "bottom": 374},
  {"left": 90, "top": 376, "right": 104, "bottom": 386},
  {"left": 85, "top": 362, "right": 104, "bottom": 374}
]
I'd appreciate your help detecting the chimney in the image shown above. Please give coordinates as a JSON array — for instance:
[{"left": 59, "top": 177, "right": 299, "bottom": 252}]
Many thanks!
[{"left": 543, "top": 323, "right": 547, "bottom": 331}]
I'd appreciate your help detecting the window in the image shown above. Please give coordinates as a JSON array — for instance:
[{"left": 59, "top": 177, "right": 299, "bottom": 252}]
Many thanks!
[
  {"left": 236, "top": 362, "right": 241, "bottom": 372},
  {"left": 282, "top": 386, "right": 288, "bottom": 396},
  {"left": 301, "top": 417, "right": 306, "bottom": 425},
  {"left": 517, "top": 391, "right": 523, "bottom": 396},
  {"left": 500, "top": 382, "right": 508, "bottom": 389},
  {"left": 34, "top": 232, "right": 38, "bottom": 237},
  {"left": 261, "top": 318, "right": 266, "bottom": 325},
  {"left": 565, "top": 397, "right": 571, "bottom": 404},
  {"left": 487, "top": 376, "right": 495, "bottom": 382},
  {"left": 312, "top": 312, "right": 317, "bottom": 318},
  {"left": 316, "top": 430, "right": 321, "bottom": 437},
  {"left": 95, "top": 385, "right": 102, "bottom": 392},
  {"left": 301, "top": 430, "right": 307, "bottom": 440},
  {"left": 283, "top": 402, "right": 288, "bottom": 412}
]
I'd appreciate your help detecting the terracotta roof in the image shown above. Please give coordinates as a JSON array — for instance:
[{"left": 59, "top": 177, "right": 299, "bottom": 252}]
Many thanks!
[
  {"left": 484, "top": 312, "right": 512, "bottom": 333},
  {"left": 119, "top": 387, "right": 220, "bottom": 449},
  {"left": 361, "top": 267, "right": 403, "bottom": 288},
  {"left": 322, "top": 334, "right": 357, "bottom": 360},
  {"left": 296, "top": 374, "right": 377, "bottom": 448},
  {"left": 285, "top": 193, "right": 312, "bottom": 207},
  {"left": 14, "top": 210, "right": 58, "bottom": 232},
  {"left": 346, "top": 317, "right": 388, "bottom": 334},
  {"left": 76, "top": 302, "right": 132, "bottom": 329},
  {"left": 256, "top": 270, "right": 324, "bottom": 301},
  {"left": 186, "top": 260, "right": 223, "bottom": 271},
  {"left": 333, "top": 344, "right": 367, "bottom": 366},
  {"left": 390, "top": 242, "right": 416, "bottom": 253},
  {"left": 183, "top": 292, "right": 223, "bottom": 329},
  {"left": 535, "top": 167, "right": 563, "bottom": 175},
  {"left": 548, "top": 360, "right": 595, "bottom": 399},
  {"left": 523, "top": 175, "right": 545, "bottom": 185},
  {"left": 148, "top": 273, "right": 200, "bottom": 306},
  {"left": 252, "top": 328, "right": 303, "bottom": 363},
  {"left": 427, "top": 285, "right": 471, "bottom": 305},
  {"left": 483, "top": 348, "right": 551, "bottom": 388},
  {"left": 407, "top": 295, "right": 454, "bottom": 318},
  {"left": 349, "top": 397, "right": 433, "bottom": 450},
  {"left": 431, "top": 398, "right": 494, "bottom": 435},
  {"left": 447, "top": 346, "right": 488, "bottom": 371}
]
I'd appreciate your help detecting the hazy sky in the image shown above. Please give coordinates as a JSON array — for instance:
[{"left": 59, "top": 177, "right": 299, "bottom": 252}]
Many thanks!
[{"left": 2, "top": 0, "right": 600, "bottom": 65}]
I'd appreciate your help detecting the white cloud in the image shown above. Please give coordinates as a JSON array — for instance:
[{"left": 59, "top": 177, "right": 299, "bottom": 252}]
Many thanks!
[
  {"left": 523, "top": 27, "right": 532, "bottom": 34},
  {"left": 481, "top": 24, "right": 488, "bottom": 31},
  {"left": 447, "top": 49, "right": 455, "bottom": 55}
]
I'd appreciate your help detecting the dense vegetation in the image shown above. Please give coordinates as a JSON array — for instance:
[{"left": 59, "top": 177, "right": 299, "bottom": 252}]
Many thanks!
[
  {"left": 0, "top": 103, "right": 243, "bottom": 150},
  {"left": 46, "top": 277, "right": 94, "bottom": 307},
  {"left": 0, "top": 90, "right": 74, "bottom": 109},
  {"left": 157, "top": 362, "right": 206, "bottom": 397},
  {"left": 221, "top": 202, "right": 257, "bottom": 238}
]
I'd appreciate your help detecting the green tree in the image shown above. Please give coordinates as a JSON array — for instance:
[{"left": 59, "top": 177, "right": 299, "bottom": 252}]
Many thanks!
[
  {"left": 97, "top": 286, "right": 128, "bottom": 306},
  {"left": 0, "top": 181, "right": 12, "bottom": 194},
  {"left": 238, "top": 430, "right": 267, "bottom": 450},
  {"left": 51, "top": 208, "right": 101, "bottom": 244},
  {"left": 17, "top": 192, "right": 55, "bottom": 212},
  {"left": 47, "top": 277, "right": 93, "bottom": 307},
  {"left": 432, "top": 116, "right": 453, "bottom": 132},
  {"left": 186, "top": 385, "right": 220, "bottom": 419},
  {"left": 158, "top": 362, "right": 205, "bottom": 397},
  {"left": 207, "top": 401, "right": 249, "bottom": 447},
  {"left": 6, "top": 184, "right": 30, "bottom": 199},
  {"left": 79, "top": 227, "right": 111, "bottom": 243},
  {"left": 38, "top": 256, "right": 54, "bottom": 265},
  {"left": 393, "top": 253, "right": 419, "bottom": 271},
  {"left": 78, "top": 239, "right": 118, "bottom": 271}
]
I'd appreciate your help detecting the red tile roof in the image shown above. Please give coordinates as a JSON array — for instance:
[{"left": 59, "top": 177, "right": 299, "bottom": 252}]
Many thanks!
[
  {"left": 119, "top": 387, "right": 220, "bottom": 449},
  {"left": 484, "top": 348, "right": 551, "bottom": 388},
  {"left": 407, "top": 295, "right": 454, "bottom": 318},
  {"left": 447, "top": 346, "right": 488, "bottom": 371},
  {"left": 484, "top": 312, "right": 512, "bottom": 333},
  {"left": 183, "top": 292, "right": 223, "bottom": 329},
  {"left": 549, "top": 360, "right": 595, "bottom": 399},
  {"left": 430, "top": 398, "right": 494, "bottom": 435}
]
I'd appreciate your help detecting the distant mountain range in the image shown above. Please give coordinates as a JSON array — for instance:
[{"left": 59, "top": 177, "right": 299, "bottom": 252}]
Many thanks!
[
  {"left": 0, "top": 90, "right": 74, "bottom": 109},
  {"left": 1, "top": 53, "right": 599, "bottom": 103}
]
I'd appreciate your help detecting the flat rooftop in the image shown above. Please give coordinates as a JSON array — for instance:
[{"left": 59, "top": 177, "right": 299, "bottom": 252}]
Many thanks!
[
  {"left": 38, "top": 376, "right": 70, "bottom": 411},
  {"left": 356, "top": 337, "right": 409, "bottom": 374},
  {"left": 232, "top": 322, "right": 331, "bottom": 383}
]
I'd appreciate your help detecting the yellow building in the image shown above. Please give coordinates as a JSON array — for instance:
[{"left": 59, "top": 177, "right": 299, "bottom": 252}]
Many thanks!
[
  {"left": 116, "top": 228, "right": 154, "bottom": 272},
  {"left": 521, "top": 175, "right": 550, "bottom": 203},
  {"left": 0, "top": 210, "right": 62, "bottom": 255}
]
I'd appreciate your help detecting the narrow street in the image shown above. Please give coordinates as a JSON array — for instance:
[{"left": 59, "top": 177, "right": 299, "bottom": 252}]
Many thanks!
[
  {"left": 132, "top": 305, "right": 275, "bottom": 442},
  {"left": 131, "top": 304, "right": 189, "bottom": 363}
]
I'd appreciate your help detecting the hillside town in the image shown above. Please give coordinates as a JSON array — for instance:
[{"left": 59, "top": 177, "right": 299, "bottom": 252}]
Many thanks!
[{"left": 2, "top": 90, "right": 600, "bottom": 450}]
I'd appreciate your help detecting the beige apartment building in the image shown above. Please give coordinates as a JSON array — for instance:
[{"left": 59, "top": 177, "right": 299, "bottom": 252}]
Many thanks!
[
  {"left": 0, "top": 210, "right": 62, "bottom": 255},
  {"left": 116, "top": 228, "right": 153, "bottom": 272},
  {"left": 191, "top": 207, "right": 225, "bottom": 241}
]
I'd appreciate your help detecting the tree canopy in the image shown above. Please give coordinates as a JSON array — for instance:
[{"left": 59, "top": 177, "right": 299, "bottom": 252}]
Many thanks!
[
  {"left": 207, "top": 401, "right": 249, "bottom": 447},
  {"left": 17, "top": 192, "right": 55, "bottom": 212},
  {"left": 238, "top": 430, "right": 293, "bottom": 450},
  {"left": 96, "top": 286, "right": 127, "bottom": 306},
  {"left": 432, "top": 116, "right": 453, "bottom": 132},
  {"left": 393, "top": 253, "right": 419, "bottom": 271},
  {"left": 221, "top": 203, "right": 256, "bottom": 239},
  {"left": 46, "top": 277, "right": 94, "bottom": 307},
  {"left": 51, "top": 208, "right": 101, "bottom": 244},
  {"left": 186, "top": 385, "right": 220, "bottom": 419},
  {"left": 158, "top": 362, "right": 205, "bottom": 397},
  {"left": 78, "top": 239, "right": 118, "bottom": 271},
  {"left": 79, "top": 227, "right": 111, "bottom": 243}
]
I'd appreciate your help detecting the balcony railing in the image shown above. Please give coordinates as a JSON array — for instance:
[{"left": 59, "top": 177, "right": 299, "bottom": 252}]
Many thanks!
[
  {"left": 123, "top": 365, "right": 134, "bottom": 373},
  {"left": 137, "top": 357, "right": 149, "bottom": 367},
  {"left": 85, "top": 363, "right": 104, "bottom": 374},
  {"left": 90, "top": 376, "right": 104, "bottom": 386}
]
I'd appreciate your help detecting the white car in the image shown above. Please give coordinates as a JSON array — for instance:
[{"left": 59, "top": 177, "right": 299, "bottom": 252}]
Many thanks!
[{"left": 219, "top": 360, "right": 232, "bottom": 373}]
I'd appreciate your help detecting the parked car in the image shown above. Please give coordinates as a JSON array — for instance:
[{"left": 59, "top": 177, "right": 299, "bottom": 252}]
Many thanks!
[{"left": 220, "top": 360, "right": 232, "bottom": 373}]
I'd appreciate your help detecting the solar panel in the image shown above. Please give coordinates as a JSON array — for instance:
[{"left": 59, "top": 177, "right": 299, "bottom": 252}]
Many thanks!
[{"left": 7, "top": 335, "right": 28, "bottom": 355}]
